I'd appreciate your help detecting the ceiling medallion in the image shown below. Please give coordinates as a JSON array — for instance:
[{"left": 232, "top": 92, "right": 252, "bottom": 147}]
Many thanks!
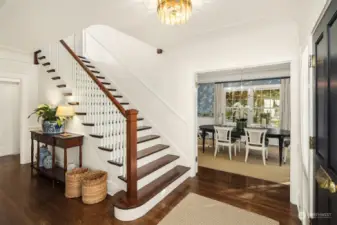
[{"left": 157, "top": 0, "right": 192, "bottom": 25}]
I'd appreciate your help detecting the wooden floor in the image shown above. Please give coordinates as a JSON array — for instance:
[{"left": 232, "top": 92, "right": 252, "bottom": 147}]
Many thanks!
[{"left": 0, "top": 155, "right": 300, "bottom": 225}]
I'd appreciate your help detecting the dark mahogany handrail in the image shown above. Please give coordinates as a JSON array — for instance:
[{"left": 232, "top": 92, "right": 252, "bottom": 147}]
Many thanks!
[
  {"left": 59, "top": 40, "right": 126, "bottom": 116},
  {"left": 59, "top": 40, "right": 138, "bottom": 204}
]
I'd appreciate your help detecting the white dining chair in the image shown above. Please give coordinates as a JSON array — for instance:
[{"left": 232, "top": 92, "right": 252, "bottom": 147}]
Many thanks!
[
  {"left": 244, "top": 128, "right": 268, "bottom": 165},
  {"left": 283, "top": 138, "right": 291, "bottom": 163},
  {"left": 214, "top": 126, "right": 236, "bottom": 160}
]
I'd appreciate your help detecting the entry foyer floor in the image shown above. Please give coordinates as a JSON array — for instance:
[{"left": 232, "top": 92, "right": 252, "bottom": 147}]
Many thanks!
[{"left": 0, "top": 155, "right": 300, "bottom": 225}]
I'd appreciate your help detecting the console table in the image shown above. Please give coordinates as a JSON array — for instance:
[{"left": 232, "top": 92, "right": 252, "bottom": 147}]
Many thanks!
[{"left": 30, "top": 131, "right": 84, "bottom": 184}]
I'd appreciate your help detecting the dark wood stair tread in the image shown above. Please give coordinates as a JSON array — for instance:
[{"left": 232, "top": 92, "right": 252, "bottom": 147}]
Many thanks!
[
  {"left": 107, "top": 160, "right": 123, "bottom": 167},
  {"left": 68, "top": 102, "right": 79, "bottom": 105},
  {"left": 78, "top": 55, "right": 86, "bottom": 59},
  {"left": 102, "top": 82, "right": 110, "bottom": 85},
  {"left": 90, "top": 134, "right": 103, "bottom": 139},
  {"left": 118, "top": 155, "right": 179, "bottom": 182},
  {"left": 38, "top": 56, "right": 46, "bottom": 60},
  {"left": 138, "top": 118, "right": 144, "bottom": 121},
  {"left": 63, "top": 93, "right": 72, "bottom": 96},
  {"left": 96, "top": 76, "right": 105, "bottom": 79},
  {"left": 113, "top": 95, "right": 123, "bottom": 98},
  {"left": 82, "top": 59, "right": 90, "bottom": 63},
  {"left": 108, "top": 88, "right": 117, "bottom": 92},
  {"left": 42, "top": 62, "right": 51, "bottom": 66},
  {"left": 82, "top": 123, "right": 94, "bottom": 126},
  {"left": 137, "top": 135, "right": 160, "bottom": 144},
  {"left": 51, "top": 76, "right": 61, "bottom": 80},
  {"left": 35, "top": 50, "right": 42, "bottom": 54},
  {"left": 137, "top": 126, "right": 151, "bottom": 131},
  {"left": 57, "top": 84, "right": 66, "bottom": 88},
  {"left": 121, "top": 102, "right": 129, "bottom": 105},
  {"left": 75, "top": 112, "right": 86, "bottom": 115},
  {"left": 91, "top": 70, "right": 100, "bottom": 74},
  {"left": 86, "top": 65, "right": 95, "bottom": 68},
  {"left": 137, "top": 144, "right": 170, "bottom": 160},
  {"left": 47, "top": 69, "right": 55, "bottom": 73},
  {"left": 114, "top": 166, "right": 190, "bottom": 209}
]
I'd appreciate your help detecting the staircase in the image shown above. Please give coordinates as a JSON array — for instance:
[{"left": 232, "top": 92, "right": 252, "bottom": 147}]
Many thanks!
[{"left": 34, "top": 38, "right": 190, "bottom": 221}]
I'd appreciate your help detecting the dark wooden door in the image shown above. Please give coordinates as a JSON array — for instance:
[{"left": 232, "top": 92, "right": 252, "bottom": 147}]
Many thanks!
[{"left": 314, "top": 1, "right": 337, "bottom": 224}]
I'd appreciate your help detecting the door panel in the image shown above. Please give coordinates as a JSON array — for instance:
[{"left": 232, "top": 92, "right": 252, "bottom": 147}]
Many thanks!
[
  {"left": 0, "top": 81, "right": 20, "bottom": 157},
  {"left": 314, "top": 0, "right": 337, "bottom": 224}
]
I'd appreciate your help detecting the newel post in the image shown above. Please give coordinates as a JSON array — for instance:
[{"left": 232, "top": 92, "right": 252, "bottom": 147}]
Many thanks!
[{"left": 126, "top": 109, "right": 138, "bottom": 203}]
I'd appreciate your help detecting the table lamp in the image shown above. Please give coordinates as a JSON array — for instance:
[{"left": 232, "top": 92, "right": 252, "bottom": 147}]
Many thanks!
[{"left": 56, "top": 105, "right": 75, "bottom": 136}]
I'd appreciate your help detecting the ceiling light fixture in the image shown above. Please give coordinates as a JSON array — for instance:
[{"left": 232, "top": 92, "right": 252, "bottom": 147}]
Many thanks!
[{"left": 157, "top": 0, "right": 192, "bottom": 25}]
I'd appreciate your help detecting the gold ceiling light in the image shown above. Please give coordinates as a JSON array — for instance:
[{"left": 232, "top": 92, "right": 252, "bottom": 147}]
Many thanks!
[{"left": 157, "top": 0, "right": 192, "bottom": 25}]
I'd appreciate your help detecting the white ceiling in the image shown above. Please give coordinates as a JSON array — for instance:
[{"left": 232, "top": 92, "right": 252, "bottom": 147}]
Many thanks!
[{"left": 0, "top": 0, "right": 303, "bottom": 52}]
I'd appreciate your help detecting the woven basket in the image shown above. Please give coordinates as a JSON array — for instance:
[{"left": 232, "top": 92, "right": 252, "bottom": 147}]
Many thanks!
[
  {"left": 82, "top": 170, "right": 107, "bottom": 204},
  {"left": 65, "top": 168, "right": 89, "bottom": 198}
]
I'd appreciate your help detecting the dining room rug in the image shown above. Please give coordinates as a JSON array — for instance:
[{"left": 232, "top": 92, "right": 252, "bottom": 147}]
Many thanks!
[
  {"left": 158, "top": 193, "right": 279, "bottom": 225},
  {"left": 198, "top": 139, "right": 290, "bottom": 184}
]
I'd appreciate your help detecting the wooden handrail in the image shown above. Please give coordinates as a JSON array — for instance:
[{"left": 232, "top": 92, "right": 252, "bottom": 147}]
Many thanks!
[{"left": 59, "top": 40, "right": 127, "bottom": 116}]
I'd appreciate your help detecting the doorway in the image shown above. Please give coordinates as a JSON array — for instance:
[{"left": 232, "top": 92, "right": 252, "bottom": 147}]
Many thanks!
[
  {"left": 313, "top": 0, "right": 337, "bottom": 224},
  {"left": 0, "top": 79, "right": 20, "bottom": 157}
]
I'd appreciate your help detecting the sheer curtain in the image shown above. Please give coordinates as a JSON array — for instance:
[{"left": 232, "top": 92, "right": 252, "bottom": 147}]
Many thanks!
[
  {"left": 214, "top": 83, "right": 225, "bottom": 124},
  {"left": 280, "top": 78, "right": 291, "bottom": 130}
]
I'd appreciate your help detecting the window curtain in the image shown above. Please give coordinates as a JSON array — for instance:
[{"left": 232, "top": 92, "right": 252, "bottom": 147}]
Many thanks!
[
  {"left": 214, "top": 83, "right": 225, "bottom": 124},
  {"left": 280, "top": 78, "right": 291, "bottom": 130}
]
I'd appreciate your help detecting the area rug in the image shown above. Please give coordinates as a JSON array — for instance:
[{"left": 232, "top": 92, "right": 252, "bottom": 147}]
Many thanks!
[
  {"left": 158, "top": 193, "right": 279, "bottom": 225},
  {"left": 198, "top": 140, "right": 290, "bottom": 184}
]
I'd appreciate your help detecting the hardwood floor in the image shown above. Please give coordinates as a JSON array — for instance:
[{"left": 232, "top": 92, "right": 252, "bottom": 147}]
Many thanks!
[{"left": 0, "top": 155, "right": 300, "bottom": 225}]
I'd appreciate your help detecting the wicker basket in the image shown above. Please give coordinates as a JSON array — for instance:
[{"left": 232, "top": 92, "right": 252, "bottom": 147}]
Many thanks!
[
  {"left": 82, "top": 170, "right": 107, "bottom": 204},
  {"left": 65, "top": 168, "right": 89, "bottom": 198}
]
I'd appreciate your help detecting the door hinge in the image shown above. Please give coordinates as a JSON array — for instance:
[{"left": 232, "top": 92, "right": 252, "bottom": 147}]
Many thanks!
[
  {"left": 309, "top": 136, "right": 316, "bottom": 149},
  {"left": 309, "top": 54, "right": 316, "bottom": 68},
  {"left": 195, "top": 156, "right": 198, "bottom": 162}
]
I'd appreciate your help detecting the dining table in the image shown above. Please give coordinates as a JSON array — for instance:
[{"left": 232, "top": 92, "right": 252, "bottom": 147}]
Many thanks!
[{"left": 199, "top": 124, "right": 290, "bottom": 166}]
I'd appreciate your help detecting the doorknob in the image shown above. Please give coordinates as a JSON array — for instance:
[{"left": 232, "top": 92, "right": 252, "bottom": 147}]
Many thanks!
[{"left": 315, "top": 166, "right": 337, "bottom": 194}]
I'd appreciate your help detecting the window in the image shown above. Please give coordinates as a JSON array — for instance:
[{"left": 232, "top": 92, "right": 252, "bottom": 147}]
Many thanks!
[
  {"left": 225, "top": 90, "right": 248, "bottom": 121},
  {"left": 224, "top": 79, "right": 281, "bottom": 127},
  {"left": 253, "top": 89, "right": 280, "bottom": 127}
]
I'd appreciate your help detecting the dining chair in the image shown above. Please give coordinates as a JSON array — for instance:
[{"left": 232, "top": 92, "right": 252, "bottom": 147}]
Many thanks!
[
  {"left": 283, "top": 138, "right": 291, "bottom": 163},
  {"left": 244, "top": 128, "right": 268, "bottom": 165},
  {"left": 214, "top": 126, "right": 237, "bottom": 160}
]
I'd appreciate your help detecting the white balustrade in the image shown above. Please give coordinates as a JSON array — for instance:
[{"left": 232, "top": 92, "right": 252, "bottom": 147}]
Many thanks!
[{"left": 40, "top": 35, "right": 128, "bottom": 177}]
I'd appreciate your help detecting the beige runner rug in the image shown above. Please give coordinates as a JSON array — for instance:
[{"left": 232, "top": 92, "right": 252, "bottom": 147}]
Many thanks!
[{"left": 159, "top": 193, "right": 279, "bottom": 225}]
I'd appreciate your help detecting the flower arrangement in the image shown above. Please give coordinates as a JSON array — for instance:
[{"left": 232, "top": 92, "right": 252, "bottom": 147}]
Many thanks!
[{"left": 28, "top": 104, "right": 65, "bottom": 126}]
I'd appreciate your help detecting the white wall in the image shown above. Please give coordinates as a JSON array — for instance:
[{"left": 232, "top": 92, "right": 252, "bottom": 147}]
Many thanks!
[
  {"left": 83, "top": 21, "right": 300, "bottom": 184},
  {"left": 0, "top": 46, "right": 39, "bottom": 164}
]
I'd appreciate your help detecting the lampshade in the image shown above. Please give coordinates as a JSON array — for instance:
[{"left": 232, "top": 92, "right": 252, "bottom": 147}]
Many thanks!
[
  {"left": 56, "top": 105, "right": 75, "bottom": 117},
  {"left": 157, "top": 0, "right": 192, "bottom": 25}
]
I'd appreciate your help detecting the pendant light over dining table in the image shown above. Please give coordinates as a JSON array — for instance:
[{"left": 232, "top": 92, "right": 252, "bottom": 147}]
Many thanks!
[{"left": 157, "top": 0, "right": 192, "bottom": 25}]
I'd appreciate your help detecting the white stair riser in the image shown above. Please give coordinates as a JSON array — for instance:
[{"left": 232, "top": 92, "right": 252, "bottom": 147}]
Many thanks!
[
  {"left": 137, "top": 160, "right": 178, "bottom": 190},
  {"left": 137, "top": 129, "right": 152, "bottom": 137},
  {"left": 114, "top": 170, "right": 190, "bottom": 221},
  {"left": 137, "top": 148, "right": 171, "bottom": 168},
  {"left": 137, "top": 138, "right": 161, "bottom": 151}
]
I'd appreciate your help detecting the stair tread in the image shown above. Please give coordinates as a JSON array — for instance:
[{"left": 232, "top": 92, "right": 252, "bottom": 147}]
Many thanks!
[
  {"left": 114, "top": 165, "right": 190, "bottom": 209},
  {"left": 137, "top": 126, "right": 151, "bottom": 131},
  {"left": 51, "top": 76, "right": 61, "bottom": 80},
  {"left": 78, "top": 55, "right": 86, "bottom": 59},
  {"left": 86, "top": 65, "right": 95, "bottom": 68},
  {"left": 108, "top": 88, "right": 117, "bottom": 91},
  {"left": 42, "top": 62, "right": 51, "bottom": 66},
  {"left": 75, "top": 112, "right": 86, "bottom": 115},
  {"left": 57, "top": 84, "right": 66, "bottom": 88},
  {"left": 107, "top": 160, "right": 123, "bottom": 167},
  {"left": 102, "top": 82, "right": 110, "bottom": 85},
  {"left": 118, "top": 154, "right": 178, "bottom": 182},
  {"left": 63, "top": 93, "right": 72, "bottom": 96},
  {"left": 96, "top": 76, "right": 105, "bottom": 79},
  {"left": 91, "top": 70, "right": 100, "bottom": 74},
  {"left": 137, "top": 144, "right": 170, "bottom": 160},
  {"left": 82, "top": 59, "right": 90, "bottom": 63},
  {"left": 89, "top": 134, "right": 103, "bottom": 139},
  {"left": 137, "top": 135, "right": 160, "bottom": 144},
  {"left": 38, "top": 56, "right": 46, "bottom": 60},
  {"left": 68, "top": 102, "right": 79, "bottom": 105},
  {"left": 82, "top": 123, "right": 94, "bottom": 126},
  {"left": 47, "top": 69, "right": 55, "bottom": 73}
]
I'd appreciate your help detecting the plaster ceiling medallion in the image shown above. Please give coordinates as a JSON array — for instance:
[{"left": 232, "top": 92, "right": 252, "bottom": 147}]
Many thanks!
[{"left": 143, "top": 0, "right": 210, "bottom": 25}]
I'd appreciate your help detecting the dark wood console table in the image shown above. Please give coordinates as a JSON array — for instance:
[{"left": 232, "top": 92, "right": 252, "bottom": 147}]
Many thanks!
[{"left": 30, "top": 131, "right": 84, "bottom": 184}]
